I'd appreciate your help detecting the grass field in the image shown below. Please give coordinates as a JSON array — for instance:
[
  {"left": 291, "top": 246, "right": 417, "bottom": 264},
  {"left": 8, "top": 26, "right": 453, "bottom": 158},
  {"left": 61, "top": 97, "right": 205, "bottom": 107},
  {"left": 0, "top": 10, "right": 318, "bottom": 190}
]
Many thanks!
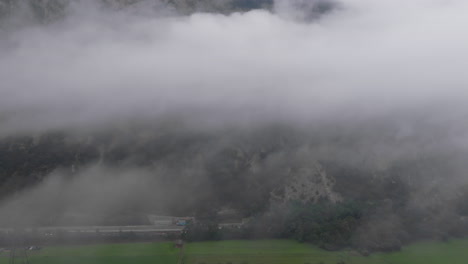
[
  {"left": 183, "top": 239, "right": 468, "bottom": 264},
  {"left": 1, "top": 239, "right": 467, "bottom": 264},
  {"left": 0, "top": 242, "right": 180, "bottom": 264}
]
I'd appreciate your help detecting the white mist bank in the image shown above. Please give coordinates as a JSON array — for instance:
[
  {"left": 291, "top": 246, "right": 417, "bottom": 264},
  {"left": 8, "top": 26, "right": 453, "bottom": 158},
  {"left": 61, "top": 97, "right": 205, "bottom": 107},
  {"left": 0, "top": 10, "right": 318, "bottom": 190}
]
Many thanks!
[{"left": 0, "top": 0, "right": 466, "bottom": 136}]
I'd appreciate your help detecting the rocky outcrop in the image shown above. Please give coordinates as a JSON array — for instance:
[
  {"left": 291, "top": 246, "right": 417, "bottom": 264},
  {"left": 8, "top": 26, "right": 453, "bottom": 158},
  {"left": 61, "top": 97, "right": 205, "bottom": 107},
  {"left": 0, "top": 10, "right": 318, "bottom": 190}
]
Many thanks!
[{"left": 270, "top": 162, "right": 342, "bottom": 204}]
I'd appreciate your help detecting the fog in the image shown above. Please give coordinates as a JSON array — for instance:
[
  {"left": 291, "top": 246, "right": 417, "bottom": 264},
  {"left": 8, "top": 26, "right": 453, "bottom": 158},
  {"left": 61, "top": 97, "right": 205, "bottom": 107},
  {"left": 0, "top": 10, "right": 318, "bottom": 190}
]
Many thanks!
[
  {"left": 0, "top": 1, "right": 468, "bottom": 247},
  {"left": 0, "top": 0, "right": 466, "bottom": 136},
  {"left": 0, "top": 164, "right": 214, "bottom": 227}
]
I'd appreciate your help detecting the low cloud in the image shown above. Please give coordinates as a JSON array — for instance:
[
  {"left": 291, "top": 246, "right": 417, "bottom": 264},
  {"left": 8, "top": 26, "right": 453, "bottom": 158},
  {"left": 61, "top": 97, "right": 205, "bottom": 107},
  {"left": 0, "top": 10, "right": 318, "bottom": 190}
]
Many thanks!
[
  {"left": 0, "top": 164, "right": 209, "bottom": 226},
  {"left": 0, "top": 0, "right": 466, "bottom": 136}
]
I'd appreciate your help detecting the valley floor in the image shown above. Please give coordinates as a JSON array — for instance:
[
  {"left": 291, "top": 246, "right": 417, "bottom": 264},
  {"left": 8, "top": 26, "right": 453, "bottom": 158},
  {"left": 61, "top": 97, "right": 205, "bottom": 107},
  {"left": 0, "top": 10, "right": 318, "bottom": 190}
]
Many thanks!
[{"left": 1, "top": 239, "right": 467, "bottom": 264}]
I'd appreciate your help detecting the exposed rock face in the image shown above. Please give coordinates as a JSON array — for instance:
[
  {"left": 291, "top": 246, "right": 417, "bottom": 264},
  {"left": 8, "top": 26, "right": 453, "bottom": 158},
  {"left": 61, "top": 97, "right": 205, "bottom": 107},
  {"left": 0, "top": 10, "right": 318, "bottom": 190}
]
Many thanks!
[{"left": 271, "top": 162, "right": 342, "bottom": 204}]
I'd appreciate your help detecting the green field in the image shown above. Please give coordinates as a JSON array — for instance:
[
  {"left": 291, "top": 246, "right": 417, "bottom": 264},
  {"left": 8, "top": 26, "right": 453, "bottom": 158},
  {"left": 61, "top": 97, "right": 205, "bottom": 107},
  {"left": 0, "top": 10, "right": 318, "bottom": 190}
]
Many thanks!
[
  {"left": 0, "top": 242, "right": 180, "bottom": 264},
  {"left": 1, "top": 239, "right": 467, "bottom": 264},
  {"left": 183, "top": 239, "right": 468, "bottom": 264}
]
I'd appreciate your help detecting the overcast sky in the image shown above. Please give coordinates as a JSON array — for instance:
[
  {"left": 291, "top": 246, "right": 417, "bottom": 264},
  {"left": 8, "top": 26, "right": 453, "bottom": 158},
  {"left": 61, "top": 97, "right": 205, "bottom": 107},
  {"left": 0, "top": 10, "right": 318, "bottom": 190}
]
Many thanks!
[{"left": 0, "top": 0, "right": 467, "bottom": 135}]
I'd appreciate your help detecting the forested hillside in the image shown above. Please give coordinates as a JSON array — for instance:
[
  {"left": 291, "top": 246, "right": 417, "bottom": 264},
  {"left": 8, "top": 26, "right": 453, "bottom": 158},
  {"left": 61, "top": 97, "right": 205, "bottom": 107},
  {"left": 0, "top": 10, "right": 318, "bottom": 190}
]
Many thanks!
[
  {"left": 1, "top": 121, "right": 468, "bottom": 251},
  {"left": 0, "top": 0, "right": 273, "bottom": 21}
]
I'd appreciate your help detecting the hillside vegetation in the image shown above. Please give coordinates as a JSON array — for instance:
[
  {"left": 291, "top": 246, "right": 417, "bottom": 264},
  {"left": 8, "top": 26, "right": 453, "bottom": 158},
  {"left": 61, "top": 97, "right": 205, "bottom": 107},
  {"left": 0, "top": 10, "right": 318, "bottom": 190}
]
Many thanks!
[{"left": 1, "top": 122, "right": 468, "bottom": 251}]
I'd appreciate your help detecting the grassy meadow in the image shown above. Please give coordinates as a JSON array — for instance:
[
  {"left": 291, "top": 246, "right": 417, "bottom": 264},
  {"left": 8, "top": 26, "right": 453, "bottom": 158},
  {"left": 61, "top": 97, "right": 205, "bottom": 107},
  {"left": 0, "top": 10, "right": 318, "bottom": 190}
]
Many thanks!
[
  {"left": 1, "top": 239, "right": 467, "bottom": 264},
  {"left": 0, "top": 242, "right": 179, "bottom": 264},
  {"left": 183, "top": 239, "right": 468, "bottom": 264}
]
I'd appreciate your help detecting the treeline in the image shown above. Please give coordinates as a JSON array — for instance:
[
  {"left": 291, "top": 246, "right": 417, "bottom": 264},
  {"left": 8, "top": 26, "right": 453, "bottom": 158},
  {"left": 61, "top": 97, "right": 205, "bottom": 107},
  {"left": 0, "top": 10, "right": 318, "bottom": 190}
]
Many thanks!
[
  {"left": 0, "top": 0, "right": 274, "bottom": 23},
  {"left": 183, "top": 197, "right": 468, "bottom": 253},
  {"left": 183, "top": 201, "right": 366, "bottom": 250}
]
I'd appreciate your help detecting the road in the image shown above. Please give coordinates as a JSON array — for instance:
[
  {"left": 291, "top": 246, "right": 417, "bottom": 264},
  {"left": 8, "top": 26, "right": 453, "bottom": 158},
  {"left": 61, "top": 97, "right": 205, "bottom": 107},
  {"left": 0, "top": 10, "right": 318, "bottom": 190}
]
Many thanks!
[{"left": 0, "top": 224, "right": 184, "bottom": 234}]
